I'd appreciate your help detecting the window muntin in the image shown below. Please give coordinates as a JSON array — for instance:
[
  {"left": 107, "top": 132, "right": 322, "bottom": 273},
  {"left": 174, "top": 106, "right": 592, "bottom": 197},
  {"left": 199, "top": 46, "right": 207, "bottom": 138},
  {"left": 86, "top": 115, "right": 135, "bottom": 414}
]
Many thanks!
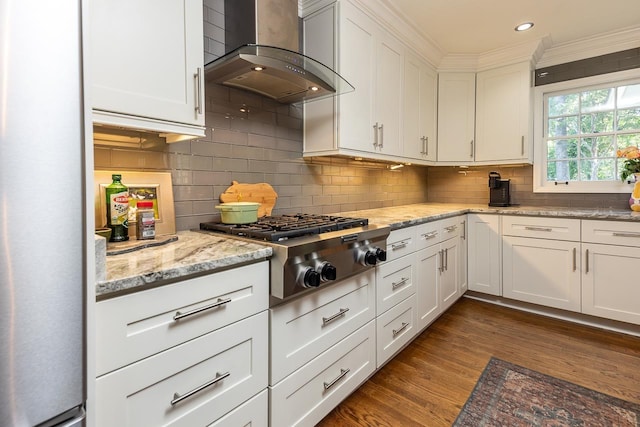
[{"left": 545, "top": 82, "right": 640, "bottom": 183}]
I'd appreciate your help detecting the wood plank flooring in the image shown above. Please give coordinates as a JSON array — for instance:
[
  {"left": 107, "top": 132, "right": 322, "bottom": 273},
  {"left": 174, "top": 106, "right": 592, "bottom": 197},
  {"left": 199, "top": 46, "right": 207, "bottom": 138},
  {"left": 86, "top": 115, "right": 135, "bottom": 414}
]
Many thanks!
[{"left": 317, "top": 297, "right": 640, "bottom": 426}]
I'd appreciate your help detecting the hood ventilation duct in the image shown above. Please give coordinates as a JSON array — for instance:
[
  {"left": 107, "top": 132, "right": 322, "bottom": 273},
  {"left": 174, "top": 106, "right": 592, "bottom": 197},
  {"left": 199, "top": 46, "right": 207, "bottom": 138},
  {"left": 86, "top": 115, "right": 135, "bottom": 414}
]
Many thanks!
[{"left": 204, "top": 0, "right": 353, "bottom": 104}]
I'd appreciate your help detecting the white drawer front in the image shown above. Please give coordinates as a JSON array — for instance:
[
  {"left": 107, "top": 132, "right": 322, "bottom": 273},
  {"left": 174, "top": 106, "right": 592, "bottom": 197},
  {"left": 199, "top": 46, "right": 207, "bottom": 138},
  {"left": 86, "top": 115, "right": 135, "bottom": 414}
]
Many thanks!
[
  {"left": 414, "top": 220, "right": 442, "bottom": 250},
  {"left": 270, "top": 270, "right": 376, "bottom": 384},
  {"left": 96, "top": 312, "right": 268, "bottom": 427},
  {"left": 582, "top": 220, "right": 640, "bottom": 247},
  {"left": 376, "top": 253, "right": 416, "bottom": 314},
  {"left": 96, "top": 261, "right": 268, "bottom": 376},
  {"left": 270, "top": 321, "right": 376, "bottom": 427},
  {"left": 208, "top": 389, "right": 267, "bottom": 427},
  {"left": 502, "top": 215, "right": 580, "bottom": 241},
  {"left": 386, "top": 227, "right": 416, "bottom": 261},
  {"left": 376, "top": 294, "right": 417, "bottom": 368}
]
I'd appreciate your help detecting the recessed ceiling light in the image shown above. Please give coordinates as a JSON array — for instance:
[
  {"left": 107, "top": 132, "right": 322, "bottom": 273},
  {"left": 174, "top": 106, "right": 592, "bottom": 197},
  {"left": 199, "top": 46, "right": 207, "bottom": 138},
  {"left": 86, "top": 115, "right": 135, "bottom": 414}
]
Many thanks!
[{"left": 515, "top": 22, "right": 534, "bottom": 32}]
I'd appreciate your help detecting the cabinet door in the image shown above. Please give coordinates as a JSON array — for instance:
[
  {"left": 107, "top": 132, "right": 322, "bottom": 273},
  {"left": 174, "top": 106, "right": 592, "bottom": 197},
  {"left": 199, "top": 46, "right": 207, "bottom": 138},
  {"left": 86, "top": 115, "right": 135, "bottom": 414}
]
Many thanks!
[
  {"left": 467, "top": 214, "right": 502, "bottom": 295},
  {"left": 415, "top": 245, "right": 440, "bottom": 330},
  {"left": 337, "top": 1, "right": 376, "bottom": 153},
  {"left": 91, "top": 0, "right": 204, "bottom": 127},
  {"left": 582, "top": 243, "right": 640, "bottom": 325},
  {"left": 459, "top": 216, "right": 468, "bottom": 293},
  {"left": 440, "top": 237, "right": 459, "bottom": 311},
  {"left": 404, "top": 54, "right": 437, "bottom": 161},
  {"left": 475, "top": 61, "right": 531, "bottom": 162},
  {"left": 437, "top": 72, "right": 476, "bottom": 162},
  {"left": 503, "top": 236, "right": 581, "bottom": 312},
  {"left": 375, "top": 31, "right": 403, "bottom": 156}
]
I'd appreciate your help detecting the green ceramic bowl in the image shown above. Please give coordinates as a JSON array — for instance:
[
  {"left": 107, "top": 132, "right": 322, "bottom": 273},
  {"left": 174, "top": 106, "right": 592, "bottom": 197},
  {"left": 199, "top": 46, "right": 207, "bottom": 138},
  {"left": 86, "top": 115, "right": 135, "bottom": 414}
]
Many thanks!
[{"left": 95, "top": 228, "right": 112, "bottom": 240}]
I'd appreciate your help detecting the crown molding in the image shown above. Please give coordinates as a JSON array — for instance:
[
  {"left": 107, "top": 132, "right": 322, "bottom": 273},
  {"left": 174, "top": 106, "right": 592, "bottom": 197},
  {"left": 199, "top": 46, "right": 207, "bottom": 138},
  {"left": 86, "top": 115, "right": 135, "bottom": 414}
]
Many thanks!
[{"left": 536, "top": 26, "right": 640, "bottom": 69}]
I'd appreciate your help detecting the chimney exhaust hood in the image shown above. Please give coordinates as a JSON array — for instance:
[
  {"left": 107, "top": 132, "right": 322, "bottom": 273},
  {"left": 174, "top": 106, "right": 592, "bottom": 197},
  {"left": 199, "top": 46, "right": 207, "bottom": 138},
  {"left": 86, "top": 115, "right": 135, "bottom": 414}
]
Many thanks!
[{"left": 204, "top": 0, "right": 353, "bottom": 104}]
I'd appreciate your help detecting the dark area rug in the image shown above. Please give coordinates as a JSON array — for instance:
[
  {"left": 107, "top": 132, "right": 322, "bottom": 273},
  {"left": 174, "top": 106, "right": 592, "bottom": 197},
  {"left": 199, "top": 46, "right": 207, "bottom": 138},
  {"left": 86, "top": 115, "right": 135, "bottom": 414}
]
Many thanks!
[{"left": 453, "top": 357, "right": 640, "bottom": 426}]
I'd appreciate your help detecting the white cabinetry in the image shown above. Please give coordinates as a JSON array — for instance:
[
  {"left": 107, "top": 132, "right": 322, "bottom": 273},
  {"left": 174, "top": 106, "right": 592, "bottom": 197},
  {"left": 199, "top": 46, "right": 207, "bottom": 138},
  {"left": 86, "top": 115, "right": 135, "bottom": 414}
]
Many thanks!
[
  {"left": 90, "top": 0, "right": 205, "bottom": 140},
  {"left": 403, "top": 53, "right": 437, "bottom": 160},
  {"left": 467, "top": 214, "right": 502, "bottom": 295},
  {"left": 95, "top": 262, "right": 269, "bottom": 426},
  {"left": 437, "top": 73, "right": 476, "bottom": 162},
  {"left": 582, "top": 220, "right": 640, "bottom": 325},
  {"left": 475, "top": 61, "right": 532, "bottom": 162},
  {"left": 303, "top": 1, "right": 403, "bottom": 160},
  {"left": 269, "top": 270, "right": 376, "bottom": 425},
  {"left": 502, "top": 216, "right": 581, "bottom": 311},
  {"left": 437, "top": 61, "right": 532, "bottom": 165}
]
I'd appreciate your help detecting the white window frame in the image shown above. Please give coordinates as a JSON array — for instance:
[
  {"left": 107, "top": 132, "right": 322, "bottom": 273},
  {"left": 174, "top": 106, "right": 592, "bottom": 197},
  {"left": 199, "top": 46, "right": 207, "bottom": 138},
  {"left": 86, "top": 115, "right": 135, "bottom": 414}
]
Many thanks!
[{"left": 533, "top": 68, "right": 640, "bottom": 193}]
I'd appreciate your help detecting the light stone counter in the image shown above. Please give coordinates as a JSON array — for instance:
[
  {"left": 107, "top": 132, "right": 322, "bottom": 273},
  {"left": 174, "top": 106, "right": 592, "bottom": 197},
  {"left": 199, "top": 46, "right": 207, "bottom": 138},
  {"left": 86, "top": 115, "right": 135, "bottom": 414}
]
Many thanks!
[
  {"left": 336, "top": 203, "right": 640, "bottom": 230},
  {"left": 97, "top": 230, "right": 272, "bottom": 300}
]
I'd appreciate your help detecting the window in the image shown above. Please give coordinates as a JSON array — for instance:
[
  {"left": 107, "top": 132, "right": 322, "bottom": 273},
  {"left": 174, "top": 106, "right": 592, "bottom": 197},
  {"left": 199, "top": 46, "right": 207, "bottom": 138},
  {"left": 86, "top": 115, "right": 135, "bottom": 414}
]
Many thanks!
[{"left": 534, "top": 69, "right": 640, "bottom": 193}]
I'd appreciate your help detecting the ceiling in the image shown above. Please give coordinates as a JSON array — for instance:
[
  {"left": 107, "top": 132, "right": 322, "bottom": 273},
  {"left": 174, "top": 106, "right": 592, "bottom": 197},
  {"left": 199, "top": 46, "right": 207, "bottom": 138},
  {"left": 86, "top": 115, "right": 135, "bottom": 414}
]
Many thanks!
[{"left": 386, "top": 0, "right": 640, "bottom": 56}]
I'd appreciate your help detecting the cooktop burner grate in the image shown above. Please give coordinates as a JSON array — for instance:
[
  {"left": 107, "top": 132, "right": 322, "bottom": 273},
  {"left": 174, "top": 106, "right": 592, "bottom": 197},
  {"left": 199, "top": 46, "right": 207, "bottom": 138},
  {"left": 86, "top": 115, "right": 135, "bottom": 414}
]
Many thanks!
[{"left": 200, "top": 214, "right": 368, "bottom": 242}]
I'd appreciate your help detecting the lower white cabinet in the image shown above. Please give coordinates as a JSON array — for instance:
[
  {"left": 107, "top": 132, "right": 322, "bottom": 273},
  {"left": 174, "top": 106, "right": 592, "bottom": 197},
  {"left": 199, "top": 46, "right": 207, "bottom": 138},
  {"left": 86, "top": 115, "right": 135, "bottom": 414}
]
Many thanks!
[
  {"left": 376, "top": 294, "right": 417, "bottom": 367},
  {"left": 269, "top": 269, "right": 376, "bottom": 385},
  {"left": 95, "top": 312, "right": 268, "bottom": 427},
  {"left": 415, "top": 244, "right": 441, "bottom": 329},
  {"left": 468, "top": 214, "right": 502, "bottom": 295},
  {"left": 503, "top": 236, "right": 581, "bottom": 311},
  {"left": 209, "top": 389, "right": 268, "bottom": 427},
  {"left": 269, "top": 321, "right": 376, "bottom": 427}
]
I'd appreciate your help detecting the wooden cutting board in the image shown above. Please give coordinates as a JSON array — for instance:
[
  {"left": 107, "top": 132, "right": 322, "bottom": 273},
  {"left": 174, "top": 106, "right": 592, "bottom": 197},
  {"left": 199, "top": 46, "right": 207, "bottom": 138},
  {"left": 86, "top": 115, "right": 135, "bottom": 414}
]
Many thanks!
[{"left": 219, "top": 181, "right": 278, "bottom": 217}]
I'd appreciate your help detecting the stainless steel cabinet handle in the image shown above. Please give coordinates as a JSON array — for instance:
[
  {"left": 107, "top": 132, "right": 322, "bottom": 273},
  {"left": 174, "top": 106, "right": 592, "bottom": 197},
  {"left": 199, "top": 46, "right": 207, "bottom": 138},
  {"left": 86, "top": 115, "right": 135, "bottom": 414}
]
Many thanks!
[
  {"left": 445, "top": 248, "right": 448, "bottom": 271},
  {"left": 392, "top": 322, "right": 409, "bottom": 337},
  {"left": 421, "top": 231, "right": 438, "bottom": 239},
  {"left": 470, "top": 140, "right": 474, "bottom": 158},
  {"left": 524, "top": 226, "right": 553, "bottom": 232},
  {"left": 323, "top": 307, "right": 350, "bottom": 325},
  {"left": 171, "top": 371, "right": 229, "bottom": 405},
  {"left": 379, "top": 123, "right": 384, "bottom": 148},
  {"left": 612, "top": 232, "right": 640, "bottom": 238},
  {"left": 392, "top": 277, "right": 409, "bottom": 289},
  {"left": 438, "top": 249, "right": 444, "bottom": 273},
  {"left": 373, "top": 123, "right": 379, "bottom": 147},
  {"left": 444, "top": 225, "right": 457, "bottom": 233},
  {"left": 194, "top": 67, "right": 203, "bottom": 117},
  {"left": 324, "top": 368, "right": 350, "bottom": 390},
  {"left": 521, "top": 135, "right": 525, "bottom": 155},
  {"left": 173, "top": 297, "right": 232, "bottom": 321},
  {"left": 461, "top": 221, "right": 466, "bottom": 240},
  {"left": 572, "top": 247, "right": 576, "bottom": 272},
  {"left": 585, "top": 249, "right": 589, "bottom": 273},
  {"left": 425, "top": 136, "right": 429, "bottom": 155},
  {"left": 392, "top": 241, "right": 408, "bottom": 250}
]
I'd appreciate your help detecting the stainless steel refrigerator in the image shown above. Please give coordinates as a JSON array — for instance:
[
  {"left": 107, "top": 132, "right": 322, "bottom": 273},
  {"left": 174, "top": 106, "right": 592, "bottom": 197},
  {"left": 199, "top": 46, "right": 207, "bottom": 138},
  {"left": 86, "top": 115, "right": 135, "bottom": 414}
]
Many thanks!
[{"left": 1, "top": 0, "right": 87, "bottom": 425}]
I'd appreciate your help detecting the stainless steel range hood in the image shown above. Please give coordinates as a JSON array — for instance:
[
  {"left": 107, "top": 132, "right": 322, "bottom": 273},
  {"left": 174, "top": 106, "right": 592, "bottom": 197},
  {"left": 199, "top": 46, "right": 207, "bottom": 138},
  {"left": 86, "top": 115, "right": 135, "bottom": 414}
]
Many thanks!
[{"left": 204, "top": 0, "right": 353, "bottom": 104}]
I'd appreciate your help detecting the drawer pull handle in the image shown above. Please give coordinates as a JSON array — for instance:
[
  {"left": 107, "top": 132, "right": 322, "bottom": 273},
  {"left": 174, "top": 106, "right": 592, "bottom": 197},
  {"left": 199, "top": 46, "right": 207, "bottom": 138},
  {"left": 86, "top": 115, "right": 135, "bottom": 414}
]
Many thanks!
[
  {"left": 524, "top": 226, "right": 553, "bottom": 232},
  {"left": 444, "top": 225, "right": 457, "bottom": 232},
  {"left": 324, "top": 368, "right": 350, "bottom": 390},
  {"left": 392, "top": 241, "right": 408, "bottom": 250},
  {"left": 612, "top": 232, "right": 640, "bottom": 238},
  {"left": 173, "top": 297, "right": 232, "bottom": 321},
  {"left": 393, "top": 322, "right": 409, "bottom": 337},
  {"left": 171, "top": 371, "right": 230, "bottom": 406},
  {"left": 322, "top": 307, "right": 349, "bottom": 325},
  {"left": 421, "top": 231, "right": 438, "bottom": 239},
  {"left": 392, "top": 277, "right": 409, "bottom": 289}
]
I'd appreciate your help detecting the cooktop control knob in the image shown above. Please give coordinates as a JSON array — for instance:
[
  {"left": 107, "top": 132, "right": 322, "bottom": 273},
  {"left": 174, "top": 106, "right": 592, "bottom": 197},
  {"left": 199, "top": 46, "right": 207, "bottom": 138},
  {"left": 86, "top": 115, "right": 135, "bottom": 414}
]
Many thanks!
[
  {"left": 363, "top": 250, "right": 379, "bottom": 266},
  {"left": 375, "top": 248, "right": 387, "bottom": 262},
  {"left": 302, "top": 268, "right": 321, "bottom": 288},
  {"left": 319, "top": 262, "right": 337, "bottom": 281}
]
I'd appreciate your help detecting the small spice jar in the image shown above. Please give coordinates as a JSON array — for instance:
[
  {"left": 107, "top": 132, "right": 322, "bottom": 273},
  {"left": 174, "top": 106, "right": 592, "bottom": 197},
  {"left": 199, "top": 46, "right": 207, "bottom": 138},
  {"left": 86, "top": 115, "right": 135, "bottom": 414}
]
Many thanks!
[{"left": 135, "top": 200, "right": 156, "bottom": 240}]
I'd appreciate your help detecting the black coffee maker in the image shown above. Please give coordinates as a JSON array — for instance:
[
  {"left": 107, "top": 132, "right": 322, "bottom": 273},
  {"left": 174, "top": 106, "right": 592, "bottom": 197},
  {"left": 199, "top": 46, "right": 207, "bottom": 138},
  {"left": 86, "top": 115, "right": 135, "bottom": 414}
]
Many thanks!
[{"left": 488, "top": 171, "right": 511, "bottom": 206}]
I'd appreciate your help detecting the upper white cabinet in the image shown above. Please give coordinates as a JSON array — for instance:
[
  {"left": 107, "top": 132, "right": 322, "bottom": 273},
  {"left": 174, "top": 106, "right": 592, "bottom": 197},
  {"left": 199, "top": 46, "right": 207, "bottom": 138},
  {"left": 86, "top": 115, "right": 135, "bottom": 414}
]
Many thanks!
[
  {"left": 403, "top": 53, "right": 437, "bottom": 161},
  {"left": 436, "top": 73, "right": 476, "bottom": 162},
  {"left": 475, "top": 61, "right": 532, "bottom": 163},
  {"left": 303, "top": 0, "right": 433, "bottom": 164},
  {"left": 437, "top": 62, "right": 533, "bottom": 165},
  {"left": 90, "top": 0, "right": 205, "bottom": 141}
]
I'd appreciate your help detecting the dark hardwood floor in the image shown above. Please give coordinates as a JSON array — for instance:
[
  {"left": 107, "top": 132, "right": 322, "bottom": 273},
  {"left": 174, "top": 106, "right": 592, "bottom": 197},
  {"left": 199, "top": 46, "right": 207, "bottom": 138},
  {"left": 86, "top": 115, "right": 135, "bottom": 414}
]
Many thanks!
[{"left": 317, "top": 297, "right": 640, "bottom": 426}]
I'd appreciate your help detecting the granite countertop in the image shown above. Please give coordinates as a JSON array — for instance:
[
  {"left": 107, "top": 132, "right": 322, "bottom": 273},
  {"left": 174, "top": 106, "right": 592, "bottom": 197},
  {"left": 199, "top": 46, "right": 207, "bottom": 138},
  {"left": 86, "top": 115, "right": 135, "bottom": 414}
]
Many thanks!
[
  {"left": 97, "top": 230, "right": 272, "bottom": 299},
  {"left": 336, "top": 203, "right": 640, "bottom": 230},
  {"left": 96, "top": 203, "right": 640, "bottom": 300}
]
